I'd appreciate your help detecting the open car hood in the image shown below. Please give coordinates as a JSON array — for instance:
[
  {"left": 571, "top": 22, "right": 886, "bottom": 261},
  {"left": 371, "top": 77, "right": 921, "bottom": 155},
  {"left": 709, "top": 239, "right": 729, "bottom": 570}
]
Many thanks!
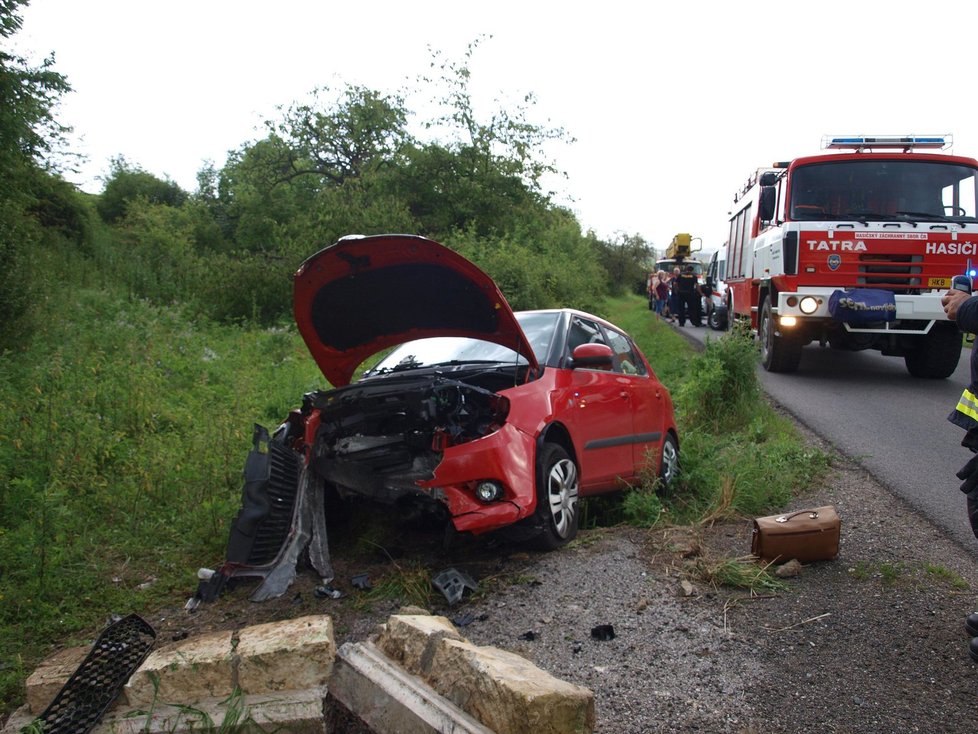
[{"left": 293, "top": 234, "right": 539, "bottom": 386}]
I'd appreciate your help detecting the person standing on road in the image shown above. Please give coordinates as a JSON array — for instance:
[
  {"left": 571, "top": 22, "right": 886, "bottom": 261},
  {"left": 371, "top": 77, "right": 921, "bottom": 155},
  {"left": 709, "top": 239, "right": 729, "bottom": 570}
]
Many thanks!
[
  {"left": 676, "top": 265, "right": 702, "bottom": 327},
  {"left": 940, "top": 285, "right": 978, "bottom": 661},
  {"left": 668, "top": 267, "right": 681, "bottom": 323},
  {"left": 654, "top": 271, "right": 670, "bottom": 319}
]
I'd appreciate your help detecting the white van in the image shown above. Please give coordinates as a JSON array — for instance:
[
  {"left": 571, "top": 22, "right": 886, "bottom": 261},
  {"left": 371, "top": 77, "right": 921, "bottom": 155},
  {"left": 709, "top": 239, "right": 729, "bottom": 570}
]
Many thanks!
[{"left": 704, "top": 249, "right": 728, "bottom": 330}]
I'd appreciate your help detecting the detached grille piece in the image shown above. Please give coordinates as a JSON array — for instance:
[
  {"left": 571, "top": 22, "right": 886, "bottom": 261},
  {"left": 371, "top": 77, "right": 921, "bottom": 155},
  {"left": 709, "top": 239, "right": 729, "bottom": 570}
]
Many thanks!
[{"left": 30, "top": 614, "right": 156, "bottom": 734}]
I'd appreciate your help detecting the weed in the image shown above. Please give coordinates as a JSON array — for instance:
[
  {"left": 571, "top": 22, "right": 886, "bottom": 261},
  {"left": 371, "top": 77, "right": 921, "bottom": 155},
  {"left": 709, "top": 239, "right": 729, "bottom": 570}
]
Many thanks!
[
  {"left": 924, "top": 563, "right": 970, "bottom": 590},
  {"left": 692, "top": 556, "right": 788, "bottom": 594}
]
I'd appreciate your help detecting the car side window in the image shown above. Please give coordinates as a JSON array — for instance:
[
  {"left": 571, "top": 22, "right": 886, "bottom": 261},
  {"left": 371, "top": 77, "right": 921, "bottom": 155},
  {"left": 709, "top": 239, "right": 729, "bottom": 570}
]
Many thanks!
[
  {"left": 605, "top": 328, "right": 647, "bottom": 376},
  {"left": 567, "top": 316, "right": 605, "bottom": 352},
  {"left": 567, "top": 316, "right": 613, "bottom": 371}
]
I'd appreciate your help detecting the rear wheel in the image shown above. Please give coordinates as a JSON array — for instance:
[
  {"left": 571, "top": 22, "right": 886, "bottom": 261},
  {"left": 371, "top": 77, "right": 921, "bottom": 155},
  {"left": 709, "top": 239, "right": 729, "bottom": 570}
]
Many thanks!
[
  {"left": 759, "top": 297, "right": 802, "bottom": 372},
  {"left": 533, "top": 443, "right": 579, "bottom": 550},
  {"left": 905, "top": 325, "right": 963, "bottom": 378},
  {"left": 658, "top": 433, "right": 680, "bottom": 489}
]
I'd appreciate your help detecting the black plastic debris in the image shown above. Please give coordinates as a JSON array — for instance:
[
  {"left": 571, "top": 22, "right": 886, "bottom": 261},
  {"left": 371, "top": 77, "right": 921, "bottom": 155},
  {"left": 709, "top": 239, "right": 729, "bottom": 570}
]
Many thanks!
[
  {"left": 314, "top": 583, "right": 343, "bottom": 599},
  {"left": 432, "top": 568, "right": 478, "bottom": 605},
  {"left": 29, "top": 614, "right": 156, "bottom": 734},
  {"left": 451, "top": 611, "right": 489, "bottom": 628},
  {"left": 351, "top": 573, "right": 372, "bottom": 590},
  {"left": 590, "top": 624, "right": 616, "bottom": 641},
  {"left": 519, "top": 630, "right": 539, "bottom": 641}
]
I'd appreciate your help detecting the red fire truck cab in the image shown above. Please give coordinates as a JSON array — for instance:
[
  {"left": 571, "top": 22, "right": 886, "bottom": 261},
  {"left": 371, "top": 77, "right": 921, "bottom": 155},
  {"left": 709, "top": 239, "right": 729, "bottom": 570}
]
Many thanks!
[{"left": 724, "top": 134, "right": 978, "bottom": 377}]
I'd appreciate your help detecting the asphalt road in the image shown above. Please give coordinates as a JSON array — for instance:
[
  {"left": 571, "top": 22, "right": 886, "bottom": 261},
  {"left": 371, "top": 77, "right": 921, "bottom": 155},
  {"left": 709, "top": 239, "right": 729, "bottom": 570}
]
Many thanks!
[{"left": 677, "top": 322, "right": 978, "bottom": 555}]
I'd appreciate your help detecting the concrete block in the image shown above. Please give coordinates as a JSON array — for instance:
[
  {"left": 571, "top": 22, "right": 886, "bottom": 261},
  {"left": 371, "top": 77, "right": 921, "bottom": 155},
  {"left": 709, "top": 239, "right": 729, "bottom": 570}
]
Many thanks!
[
  {"left": 236, "top": 615, "right": 336, "bottom": 695},
  {"left": 3, "top": 689, "right": 328, "bottom": 734},
  {"left": 429, "top": 638, "right": 595, "bottom": 734},
  {"left": 329, "top": 641, "right": 493, "bottom": 734},
  {"left": 375, "top": 614, "right": 464, "bottom": 675},
  {"left": 124, "top": 629, "right": 235, "bottom": 708},
  {"left": 24, "top": 645, "right": 88, "bottom": 714}
]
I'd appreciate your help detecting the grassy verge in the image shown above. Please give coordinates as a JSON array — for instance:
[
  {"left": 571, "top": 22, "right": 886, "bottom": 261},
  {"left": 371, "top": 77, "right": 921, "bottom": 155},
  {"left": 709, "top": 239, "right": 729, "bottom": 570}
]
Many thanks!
[{"left": 0, "top": 255, "right": 326, "bottom": 714}]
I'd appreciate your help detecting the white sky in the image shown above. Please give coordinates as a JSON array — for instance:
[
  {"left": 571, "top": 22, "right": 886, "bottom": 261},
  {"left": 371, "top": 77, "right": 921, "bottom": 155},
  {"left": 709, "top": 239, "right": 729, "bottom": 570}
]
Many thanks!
[{"left": 14, "top": 0, "right": 978, "bottom": 252}]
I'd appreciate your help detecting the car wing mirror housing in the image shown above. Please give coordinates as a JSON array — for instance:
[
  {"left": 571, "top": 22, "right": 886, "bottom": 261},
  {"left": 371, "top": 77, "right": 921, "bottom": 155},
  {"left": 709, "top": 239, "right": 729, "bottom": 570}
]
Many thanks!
[{"left": 571, "top": 343, "right": 614, "bottom": 369}]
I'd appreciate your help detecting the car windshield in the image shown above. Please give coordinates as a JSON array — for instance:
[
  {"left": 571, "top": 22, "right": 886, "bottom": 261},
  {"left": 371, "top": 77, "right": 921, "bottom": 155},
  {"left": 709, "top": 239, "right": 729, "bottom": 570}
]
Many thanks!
[{"left": 365, "top": 311, "right": 559, "bottom": 375}]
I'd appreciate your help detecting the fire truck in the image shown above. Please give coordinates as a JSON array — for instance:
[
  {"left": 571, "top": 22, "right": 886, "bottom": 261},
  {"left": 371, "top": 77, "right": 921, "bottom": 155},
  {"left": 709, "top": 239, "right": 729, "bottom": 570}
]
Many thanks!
[{"left": 724, "top": 134, "right": 978, "bottom": 377}]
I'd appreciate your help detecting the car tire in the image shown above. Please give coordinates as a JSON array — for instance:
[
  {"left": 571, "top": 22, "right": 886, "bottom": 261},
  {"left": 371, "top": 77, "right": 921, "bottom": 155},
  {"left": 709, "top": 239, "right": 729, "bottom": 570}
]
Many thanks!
[
  {"left": 658, "top": 433, "right": 680, "bottom": 489},
  {"left": 532, "top": 443, "right": 579, "bottom": 550}
]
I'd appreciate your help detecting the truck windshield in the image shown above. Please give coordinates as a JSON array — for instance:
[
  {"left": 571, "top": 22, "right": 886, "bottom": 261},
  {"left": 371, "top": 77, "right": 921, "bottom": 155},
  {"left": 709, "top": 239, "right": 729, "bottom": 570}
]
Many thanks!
[{"left": 789, "top": 160, "right": 978, "bottom": 222}]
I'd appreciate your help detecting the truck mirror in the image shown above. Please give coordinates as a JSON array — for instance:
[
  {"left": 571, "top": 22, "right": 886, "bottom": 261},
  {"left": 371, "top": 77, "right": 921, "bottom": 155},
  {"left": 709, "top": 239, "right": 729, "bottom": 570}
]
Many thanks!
[
  {"left": 759, "top": 186, "right": 776, "bottom": 221},
  {"left": 759, "top": 171, "right": 779, "bottom": 187}
]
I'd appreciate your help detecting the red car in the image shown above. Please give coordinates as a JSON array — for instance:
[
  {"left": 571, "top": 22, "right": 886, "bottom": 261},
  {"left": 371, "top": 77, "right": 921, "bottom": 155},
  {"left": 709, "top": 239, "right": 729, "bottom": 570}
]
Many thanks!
[{"left": 193, "top": 234, "right": 679, "bottom": 603}]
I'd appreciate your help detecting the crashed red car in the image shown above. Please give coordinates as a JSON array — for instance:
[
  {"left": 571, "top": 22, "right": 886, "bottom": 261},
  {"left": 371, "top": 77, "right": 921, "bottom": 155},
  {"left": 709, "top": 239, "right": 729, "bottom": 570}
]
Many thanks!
[{"left": 193, "top": 234, "right": 679, "bottom": 603}]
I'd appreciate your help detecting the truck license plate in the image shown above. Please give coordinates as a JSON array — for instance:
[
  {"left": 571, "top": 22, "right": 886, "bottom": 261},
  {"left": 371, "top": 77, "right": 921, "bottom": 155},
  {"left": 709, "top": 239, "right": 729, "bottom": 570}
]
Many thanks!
[{"left": 928, "top": 277, "right": 952, "bottom": 288}]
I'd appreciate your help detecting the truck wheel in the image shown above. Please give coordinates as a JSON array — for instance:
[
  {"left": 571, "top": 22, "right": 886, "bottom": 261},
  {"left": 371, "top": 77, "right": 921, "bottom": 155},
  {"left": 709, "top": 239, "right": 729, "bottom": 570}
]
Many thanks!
[
  {"left": 759, "top": 297, "right": 802, "bottom": 372},
  {"left": 708, "top": 304, "right": 727, "bottom": 331},
  {"left": 904, "top": 324, "right": 963, "bottom": 379}
]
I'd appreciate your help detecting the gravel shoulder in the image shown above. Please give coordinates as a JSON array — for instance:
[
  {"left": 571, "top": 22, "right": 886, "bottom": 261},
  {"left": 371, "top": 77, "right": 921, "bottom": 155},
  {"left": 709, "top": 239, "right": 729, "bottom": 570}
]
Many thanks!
[{"left": 458, "top": 425, "right": 978, "bottom": 734}]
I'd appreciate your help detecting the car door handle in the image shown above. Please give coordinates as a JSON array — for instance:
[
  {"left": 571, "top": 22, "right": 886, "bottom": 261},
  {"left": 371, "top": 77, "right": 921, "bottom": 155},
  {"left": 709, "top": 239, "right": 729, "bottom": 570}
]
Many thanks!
[{"left": 620, "top": 391, "right": 629, "bottom": 400}]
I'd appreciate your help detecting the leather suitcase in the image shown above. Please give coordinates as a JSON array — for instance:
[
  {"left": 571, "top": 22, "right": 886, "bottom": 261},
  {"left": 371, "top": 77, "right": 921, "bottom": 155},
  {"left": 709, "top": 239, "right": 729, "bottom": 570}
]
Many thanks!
[{"left": 751, "top": 505, "right": 840, "bottom": 563}]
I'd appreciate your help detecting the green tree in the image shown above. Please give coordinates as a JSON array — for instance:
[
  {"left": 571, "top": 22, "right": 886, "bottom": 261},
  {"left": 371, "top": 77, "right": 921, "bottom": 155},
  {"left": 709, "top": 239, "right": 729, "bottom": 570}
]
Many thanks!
[
  {"left": 0, "top": 0, "right": 71, "bottom": 348},
  {"left": 262, "top": 84, "right": 412, "bottom": 187},
  {"left": 96, "top": 156, "right": 188, "bottom": 223}
]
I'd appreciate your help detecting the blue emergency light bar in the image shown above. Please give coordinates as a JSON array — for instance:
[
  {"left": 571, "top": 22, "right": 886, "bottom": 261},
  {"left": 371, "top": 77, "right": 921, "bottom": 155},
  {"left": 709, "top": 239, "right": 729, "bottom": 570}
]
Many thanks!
[{"left": 821, "top": 134, "right": 951, "bottom": 151}]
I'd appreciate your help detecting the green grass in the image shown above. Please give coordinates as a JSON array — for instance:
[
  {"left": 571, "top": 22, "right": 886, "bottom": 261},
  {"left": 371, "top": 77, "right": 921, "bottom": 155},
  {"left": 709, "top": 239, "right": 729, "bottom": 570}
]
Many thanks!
[{"left": 0, "top": 255, "right": 326, "bottom": 714}]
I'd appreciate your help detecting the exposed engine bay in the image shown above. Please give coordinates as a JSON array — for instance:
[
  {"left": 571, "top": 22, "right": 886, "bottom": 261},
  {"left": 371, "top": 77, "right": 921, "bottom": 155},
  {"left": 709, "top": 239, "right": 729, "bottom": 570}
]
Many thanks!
[{"left": 307, "top": 366, "right": 520, "bottom": 504}]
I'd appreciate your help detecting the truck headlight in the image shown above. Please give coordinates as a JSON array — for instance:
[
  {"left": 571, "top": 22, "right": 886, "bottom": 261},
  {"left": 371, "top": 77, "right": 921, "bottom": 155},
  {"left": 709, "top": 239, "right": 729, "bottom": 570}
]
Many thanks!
[{"left": 799, "top": 296, "right": 819, "bottom": 314}]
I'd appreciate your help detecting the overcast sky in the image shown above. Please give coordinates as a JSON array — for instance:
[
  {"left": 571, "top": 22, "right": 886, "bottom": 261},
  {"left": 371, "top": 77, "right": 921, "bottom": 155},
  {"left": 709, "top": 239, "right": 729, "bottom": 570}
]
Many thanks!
[{"left": 15, "top": 0, "right": 978, "bottom": 252}]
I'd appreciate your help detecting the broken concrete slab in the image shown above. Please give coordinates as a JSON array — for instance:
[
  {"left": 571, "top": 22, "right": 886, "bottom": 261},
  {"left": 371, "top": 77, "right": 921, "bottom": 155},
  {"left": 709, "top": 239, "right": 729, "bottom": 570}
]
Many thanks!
[
  {"left": 237, "top": 615, "right": 335, "bottom": 695},
  {"left": 376, "top": 614, "right": 464, "bottom": 674},
  {"left": 2, "top": 688, "right": 328, "bottom": 734},
  {"left": 428, "top": 637, "right": 595, "bottom": 734},
  {"left": 124, "top": 629, "right": 235, "bottom": 708},
  {"left": 376, "top": 612, "right": 595, "bottom": 734},
  {"left": 24, "top": 645, "right": 88, "bottom": 714},
  {"left": 329, "top": 641, "right": 494, "bottom": 734}
]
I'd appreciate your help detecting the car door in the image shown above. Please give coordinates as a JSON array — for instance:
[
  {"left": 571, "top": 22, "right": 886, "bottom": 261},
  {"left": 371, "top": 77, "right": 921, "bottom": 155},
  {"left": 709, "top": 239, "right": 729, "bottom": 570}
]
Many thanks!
[
  {"left": 600, "top": 326, "right": 664, "bottom": 477},
  {"left": 557, "top": 315, "right": 635, "bottom": 492}
]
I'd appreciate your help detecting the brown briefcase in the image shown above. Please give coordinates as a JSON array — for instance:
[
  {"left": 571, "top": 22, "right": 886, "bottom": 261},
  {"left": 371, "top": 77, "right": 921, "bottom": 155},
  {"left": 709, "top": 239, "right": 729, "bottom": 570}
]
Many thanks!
[{"left": 751, "top": 505, "right": 840, "bottom": 563}]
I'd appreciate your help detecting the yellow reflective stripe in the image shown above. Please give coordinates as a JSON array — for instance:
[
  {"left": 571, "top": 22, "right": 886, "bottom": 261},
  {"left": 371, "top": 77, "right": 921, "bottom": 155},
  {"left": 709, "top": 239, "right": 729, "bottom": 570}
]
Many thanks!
[{"left": 957, "top": 389, "right": 978, "bottom": 422}]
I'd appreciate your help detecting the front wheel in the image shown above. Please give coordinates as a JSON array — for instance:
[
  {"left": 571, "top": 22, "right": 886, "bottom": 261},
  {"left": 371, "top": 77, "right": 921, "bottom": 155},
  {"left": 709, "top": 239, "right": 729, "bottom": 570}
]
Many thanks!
[
  {"left": 905, "top": 325, "right": 963, "bottom": 378},
  {"left": 759, "top": 297, "right": 802, "bottom": 372},
  {"left": 532, "top": 443, "right": 580, "bottom": 550}
]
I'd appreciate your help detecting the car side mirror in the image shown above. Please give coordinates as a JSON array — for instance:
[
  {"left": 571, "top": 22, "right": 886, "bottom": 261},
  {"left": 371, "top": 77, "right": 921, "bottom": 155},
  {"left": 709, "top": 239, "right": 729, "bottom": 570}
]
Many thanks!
[{"left": 571, "top": 343, "right": 614, "bottom": 370}]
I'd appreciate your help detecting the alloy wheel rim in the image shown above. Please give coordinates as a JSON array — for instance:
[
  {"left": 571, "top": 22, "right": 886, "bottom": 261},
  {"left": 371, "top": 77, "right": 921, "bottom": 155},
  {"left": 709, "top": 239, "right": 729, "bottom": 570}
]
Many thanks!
[
  {"left": 547, "top": 458, "right": 579, "bottom": 538},
  {"left": 661, "top": 439, "right": 678, "bottom": 485}
]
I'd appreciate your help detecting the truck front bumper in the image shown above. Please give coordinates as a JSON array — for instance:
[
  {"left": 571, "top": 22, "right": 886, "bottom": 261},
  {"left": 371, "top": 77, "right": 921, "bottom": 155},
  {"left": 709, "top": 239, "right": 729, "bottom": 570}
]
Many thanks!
[{"left": 774, "top": 289, "right": 948, "bottom": 335}]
